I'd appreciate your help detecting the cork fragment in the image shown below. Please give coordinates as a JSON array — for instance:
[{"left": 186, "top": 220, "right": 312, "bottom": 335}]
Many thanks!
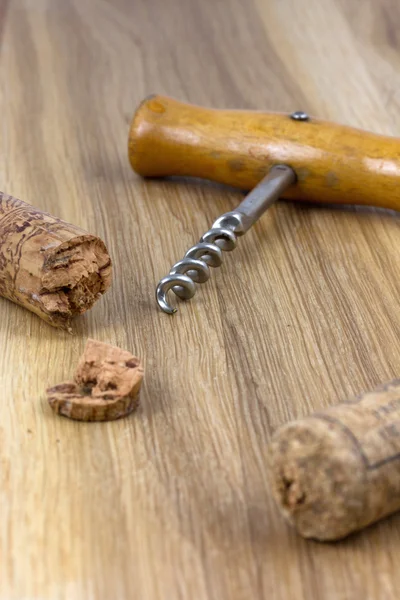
[
  {"left": 0, "top": 192, "right": 112, "bottom": 328},
  {"left": 268, "top": 379, "right": 400, "bottom": 541},
  {"left": 47, "top": 339, "right": 144, "bottom": 421}
]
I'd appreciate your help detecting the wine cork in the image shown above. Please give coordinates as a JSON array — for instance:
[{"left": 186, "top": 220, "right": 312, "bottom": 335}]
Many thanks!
[
  {"left": 47, "top": 339, "right": 144, "bottom": 421},
  {"left": 268, "top": 379, "right": 400, "bottom": 541},
  {"left": 0, "top": 192, "right": 112, "bottom": 328}
]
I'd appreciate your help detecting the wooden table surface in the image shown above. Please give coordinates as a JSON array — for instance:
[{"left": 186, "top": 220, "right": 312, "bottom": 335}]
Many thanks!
[{"left": 1, "top": 0, "right": 400, "bottom": 598}]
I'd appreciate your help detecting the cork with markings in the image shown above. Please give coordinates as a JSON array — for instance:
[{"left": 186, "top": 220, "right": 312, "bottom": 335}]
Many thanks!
[
  {"left": 0, "top": 193, "right": 112, "bottom": 329},
  {"left": 47, "top": 339, "right": 144, "bottom": 421}
]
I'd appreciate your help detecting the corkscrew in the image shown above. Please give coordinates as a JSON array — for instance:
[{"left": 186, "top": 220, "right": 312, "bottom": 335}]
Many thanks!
[
  {"left": 130, "top": 95, "right": 400, "bottom": 313},
  {"left": 156, "top": 165, "right": 296, "bottom": 314}
]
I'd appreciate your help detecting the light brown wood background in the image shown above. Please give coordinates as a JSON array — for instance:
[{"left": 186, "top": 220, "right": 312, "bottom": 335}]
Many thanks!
[{"left": 0, "top": 0, "right": 399, "bottom": 598}]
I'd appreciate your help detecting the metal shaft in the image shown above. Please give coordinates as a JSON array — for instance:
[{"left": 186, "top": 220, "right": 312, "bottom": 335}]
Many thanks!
[
  {"left": 220, "top": 164, "right": 297, "bottom": 235},
  {"left": 237, "top": 165, "right": 296, "bottom": 227},
  {"left": 156, "top": 164, "right": 296, "bottom": 314}
]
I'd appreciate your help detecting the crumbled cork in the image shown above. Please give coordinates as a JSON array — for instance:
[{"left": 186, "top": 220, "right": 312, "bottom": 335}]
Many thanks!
[
  {"left": 268, "top": 379, "right": 400, "bottom": 541},
  {"left": 47, "top": 339, "right": 144, "bottom": 421},
  {"left": 0, "top": 192, "right": 112, "bottom": 328}
]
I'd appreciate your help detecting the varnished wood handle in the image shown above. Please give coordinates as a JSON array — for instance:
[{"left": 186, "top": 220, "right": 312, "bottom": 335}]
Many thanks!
[{"left": 128, "top": 95, "right": 400, "bottom": 211}]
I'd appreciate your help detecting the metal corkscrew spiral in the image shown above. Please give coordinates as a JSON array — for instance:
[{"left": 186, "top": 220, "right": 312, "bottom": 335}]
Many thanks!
[{"left": 156, "top": 165, "right": 296, "bottom": 314}]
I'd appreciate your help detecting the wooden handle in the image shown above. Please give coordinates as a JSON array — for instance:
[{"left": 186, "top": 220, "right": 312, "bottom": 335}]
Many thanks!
[{"left": 128, "top": 95, "right": 400, "bottom": 211}]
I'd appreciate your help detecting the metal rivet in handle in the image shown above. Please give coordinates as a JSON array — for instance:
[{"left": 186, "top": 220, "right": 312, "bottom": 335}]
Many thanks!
[
  {"left": 290, "top": 111, "right": 310, "bottom": 121},
  {"left": 290, "top": 110, "right": 310, "bottom": 121}
]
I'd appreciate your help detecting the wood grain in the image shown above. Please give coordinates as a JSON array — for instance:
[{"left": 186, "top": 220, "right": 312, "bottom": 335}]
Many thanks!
[{"left": 0, "top": 0, "right": 400, "bottom": 598}]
